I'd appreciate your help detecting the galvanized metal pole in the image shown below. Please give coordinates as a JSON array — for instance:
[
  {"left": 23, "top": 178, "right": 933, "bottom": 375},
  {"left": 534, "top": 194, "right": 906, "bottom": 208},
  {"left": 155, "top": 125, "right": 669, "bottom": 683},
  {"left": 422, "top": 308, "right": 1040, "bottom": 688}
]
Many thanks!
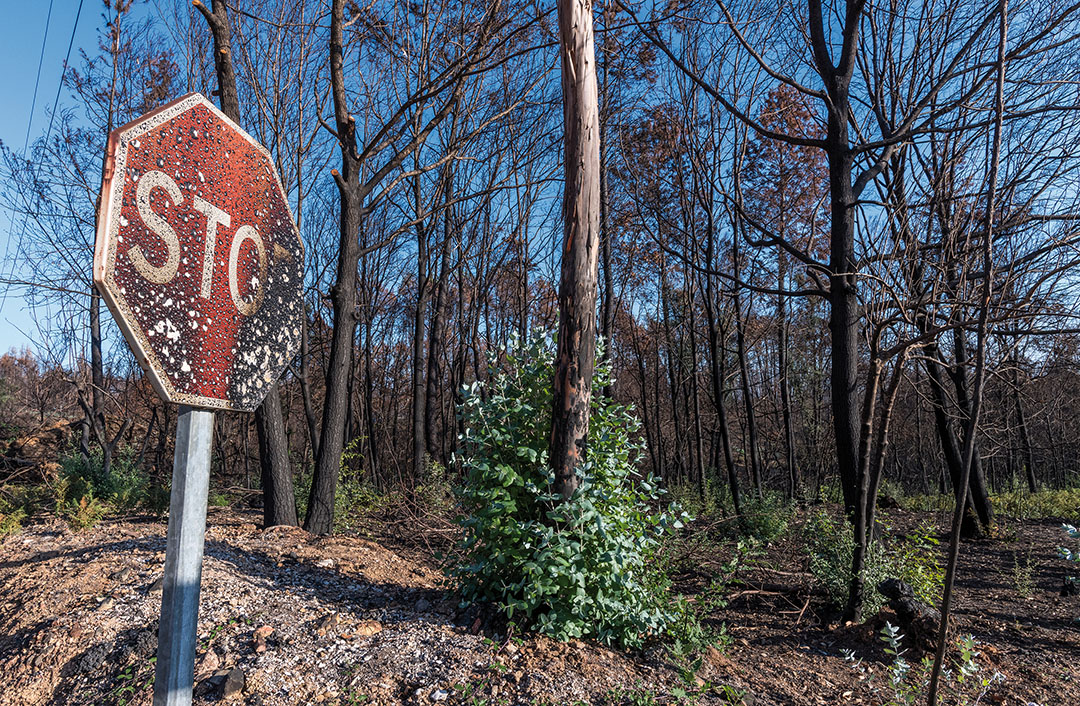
[{"left": 153, "top": 405, "right": 214, "bottom": 706}]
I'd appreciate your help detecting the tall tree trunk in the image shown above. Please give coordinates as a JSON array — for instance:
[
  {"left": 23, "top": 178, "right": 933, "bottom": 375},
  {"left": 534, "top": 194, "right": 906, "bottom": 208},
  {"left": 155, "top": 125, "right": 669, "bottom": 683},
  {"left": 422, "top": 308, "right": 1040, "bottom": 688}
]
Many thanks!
[
  {"left": 196, "top": 0, "right": 296, "bottom": 527},
  {"left": 550, "top": 0, "right": 601, "bottom": 499},
  {"left": 826, "top": 145, "right": 861, "bottom": 522},
  {"left": 777, "top": 252, "right": 797, "bottom": 498},
  {"left": 950, "top": 328, "right": 994, "bottom": 531},
  {"left": 805, "top": 0, "right": 865, "bottom": 524},
  {"left": 598, "top": 45, "right": 614, "bottom": 399},
  {"left": 686, "top": 282, "right": 706, "bottom": 498},
  {"left": 702, "top": 203, "right": 741, "bottom": 518},
  {"left": 306, "top": 0, "right": 363, "bottom": 533},
  {"left": 731, "top": 225, "right": 762, "bottom": 497},
  {"left": 411, "top": 168, "right": 432, "bottom": 486},
  {"left": 1012, "top": 353, "right": 1037, "bottom": 492},
  {"left": 425, "top": 151, "right": 458, "bottom": 468}
]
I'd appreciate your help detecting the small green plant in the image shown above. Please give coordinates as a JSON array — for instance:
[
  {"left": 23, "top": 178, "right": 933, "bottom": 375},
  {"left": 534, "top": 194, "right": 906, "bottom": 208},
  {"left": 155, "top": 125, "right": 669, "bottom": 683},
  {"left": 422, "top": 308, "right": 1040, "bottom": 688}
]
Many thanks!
[
  {"left": 63, "top": 492, "right": 110, "bottom": 529},
  {"left": 803, "top": 511, "right": 943, "bottom": 615},
  {"left": 1010, "top": 548, "right": 1037, "bottom": 598},
  {"left": 845, "top": 622, "right": 1003, "bottom": 705},
  {"left": 0, "top": 494, "right": 28, "bottom": 539},
  {"left": 606, "top": 683, "right": 659, "bottom": 706},
  {"left": 740, "top": 491, "right": 793, "bottom": 541},
  {"left": 664, "top": 594, "right": 718, "bottom": 685},
  {"left": 449, "top": 330, "right": 684, "bottom": 648},
  {"left": 208, "top": 491, "right": 230, "bottom": 507},
  {"left": 109, "top": 656, "right": 157, "bottom": 705},
  {"left": 893, "top": 522, "right": 945, "bottom": 606}
]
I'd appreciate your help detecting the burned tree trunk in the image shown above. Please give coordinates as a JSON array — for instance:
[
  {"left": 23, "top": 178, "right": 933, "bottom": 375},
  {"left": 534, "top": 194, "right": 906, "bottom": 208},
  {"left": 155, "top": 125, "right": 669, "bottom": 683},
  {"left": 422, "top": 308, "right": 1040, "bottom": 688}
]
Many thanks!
[
  {"left": 550, "top": 0, "right": 601, "bottom": 499},
  {"left": 196, "top": 0, "right": 297, "bottom": 528}
]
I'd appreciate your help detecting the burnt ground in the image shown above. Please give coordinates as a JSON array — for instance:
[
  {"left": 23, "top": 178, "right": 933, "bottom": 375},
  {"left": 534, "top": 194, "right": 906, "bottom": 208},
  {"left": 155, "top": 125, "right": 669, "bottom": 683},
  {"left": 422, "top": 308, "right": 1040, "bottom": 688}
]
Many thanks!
[{"left": 0, "top": 506, "right": 1077, "bottom": 706}]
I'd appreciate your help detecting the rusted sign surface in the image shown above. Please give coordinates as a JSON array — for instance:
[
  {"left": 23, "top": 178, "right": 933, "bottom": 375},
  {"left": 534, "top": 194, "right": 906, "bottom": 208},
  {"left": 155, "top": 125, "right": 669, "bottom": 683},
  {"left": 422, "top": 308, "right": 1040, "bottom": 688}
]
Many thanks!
[{"left": 94, "top": 93, "right": 304, "bottom": 412}]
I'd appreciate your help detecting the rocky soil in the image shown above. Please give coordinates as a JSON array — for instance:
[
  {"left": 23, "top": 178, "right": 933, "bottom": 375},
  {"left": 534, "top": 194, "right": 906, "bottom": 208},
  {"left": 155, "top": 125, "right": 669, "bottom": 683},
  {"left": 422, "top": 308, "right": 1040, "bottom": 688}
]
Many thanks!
[
  {"left": 0, "top": 509, "right": 690, "bottom": 706},
  {"left": 1, "top": 507, "right": 1078, "bottom": 705}
]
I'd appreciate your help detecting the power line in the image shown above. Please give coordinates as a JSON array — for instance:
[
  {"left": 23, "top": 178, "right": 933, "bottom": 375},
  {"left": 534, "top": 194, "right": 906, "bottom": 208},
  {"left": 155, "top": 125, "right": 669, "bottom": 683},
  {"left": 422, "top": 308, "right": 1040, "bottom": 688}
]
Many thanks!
[
  {"left": 2, "top": 1, "right": 58, "bottom": 319},
  {"left": 1, "top": 0, "right": 84, "bottom": 327},
  {"left": 24, "top": 0, "right": 56, "bottom": 149},
  {"left": 44, "top": 0, "right": 86, "bottom": 144}
]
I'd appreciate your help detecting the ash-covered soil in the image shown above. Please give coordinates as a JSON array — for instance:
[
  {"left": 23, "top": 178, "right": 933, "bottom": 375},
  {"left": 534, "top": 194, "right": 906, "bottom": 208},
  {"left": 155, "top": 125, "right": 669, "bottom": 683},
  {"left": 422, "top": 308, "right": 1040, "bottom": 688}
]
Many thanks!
[{"left": 1, "top": 507, "right": 1077, "bottom": 705}]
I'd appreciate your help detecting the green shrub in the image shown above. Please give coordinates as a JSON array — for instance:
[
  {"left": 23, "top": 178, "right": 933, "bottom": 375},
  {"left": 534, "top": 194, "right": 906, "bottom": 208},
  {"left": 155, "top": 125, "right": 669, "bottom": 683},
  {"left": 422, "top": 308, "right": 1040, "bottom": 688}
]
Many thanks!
[
  {"left": 0, "top": 484, "right": 42, "bottom": 539},
  {"left": 52, "top": 447, "right": 166, "bottom": 528},
  {"left": 902, "top": 487, "right": 1080, "bottom": 524},
  {"left": 62, "top": 492, "right": 110, "bottom": 529},
  {"left": 449, "top": 330, "right": 684, "bottom": 648},
  {"left": 667, "top": 479, "right": 791, "bottom": 541},
  {"left": 892, "top": 522, "right": 945, "bottom": 606},
  {"left": 208, "top": 491, "right": 231, "bottom": 507},
  {"left": 295, "top": 437, "right": 393, "bottom": 533},
  {"left": 0, "top": 495, "right": 27, "bottom": 539},
  {"left": 58, "top": 448, "right": 153, "bottom": 510},
  {"left": 803, "top": 511, "right": 943, "bottom": 615},
  {"left": 667, "top": 475, "right": 729, "bottom": 521},
  {"left": 844, "top": 623, "right": 1003, "bottom": 705},
  {"left": 741, "top": 491, "right": 794, "bottom": 541}
]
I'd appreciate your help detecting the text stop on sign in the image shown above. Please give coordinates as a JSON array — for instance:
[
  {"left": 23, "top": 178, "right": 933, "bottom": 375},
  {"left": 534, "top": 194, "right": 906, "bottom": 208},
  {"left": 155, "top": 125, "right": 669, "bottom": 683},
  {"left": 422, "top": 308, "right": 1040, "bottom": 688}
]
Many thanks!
[{"left": 94, "top": 93, "right": 304, "bottom": 412}]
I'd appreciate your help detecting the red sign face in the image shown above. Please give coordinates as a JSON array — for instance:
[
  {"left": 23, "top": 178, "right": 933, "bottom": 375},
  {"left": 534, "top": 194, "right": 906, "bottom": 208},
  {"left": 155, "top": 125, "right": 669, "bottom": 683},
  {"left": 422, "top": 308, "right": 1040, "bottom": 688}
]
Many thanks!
[{"left": 94, "top": 93, "right": 304, "bottom": 412}]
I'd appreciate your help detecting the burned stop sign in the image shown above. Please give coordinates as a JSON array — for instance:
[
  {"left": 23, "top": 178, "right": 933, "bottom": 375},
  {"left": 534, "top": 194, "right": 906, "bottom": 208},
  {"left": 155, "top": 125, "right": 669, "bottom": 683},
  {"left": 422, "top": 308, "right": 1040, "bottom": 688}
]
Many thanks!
[{"left": 94, "top": 93, "right": 304, "bottom": 411}]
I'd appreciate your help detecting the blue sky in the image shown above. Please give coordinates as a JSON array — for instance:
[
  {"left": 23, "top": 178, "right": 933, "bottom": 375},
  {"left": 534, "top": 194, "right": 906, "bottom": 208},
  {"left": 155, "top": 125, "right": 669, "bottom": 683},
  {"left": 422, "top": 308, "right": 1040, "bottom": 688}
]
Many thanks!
[{"left": 0, "top": 0, "right": 99, "bottom": 355}]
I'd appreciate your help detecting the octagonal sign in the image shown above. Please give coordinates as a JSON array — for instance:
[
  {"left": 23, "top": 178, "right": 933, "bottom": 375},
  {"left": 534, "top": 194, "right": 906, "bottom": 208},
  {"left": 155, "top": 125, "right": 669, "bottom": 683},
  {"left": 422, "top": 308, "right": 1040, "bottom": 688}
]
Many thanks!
[{"left": 94, "top": 93, "right": 304, "bottom": 412}]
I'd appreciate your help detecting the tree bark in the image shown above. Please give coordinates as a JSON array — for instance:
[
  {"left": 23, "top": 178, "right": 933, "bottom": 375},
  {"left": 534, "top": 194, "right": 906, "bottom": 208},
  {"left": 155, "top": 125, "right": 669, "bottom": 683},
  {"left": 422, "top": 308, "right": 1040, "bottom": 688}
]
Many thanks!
[
  {"left": 1012, "top": 353, "right": 1037, "bottom": 492},
  {"left": 196, "top": 0, "right": 296, "bottom": 528},
  {"left": 550, "top": 0, "right": 601, "bottom": 500},
  {"left": 731, "top": 215, "right": 763, "bottom": 497},
  {"left": 949, "top": 328, "right": 994, "bottom": 531},
  {"left": 306, "top": 0, "right": 363, "bottom": 533},
  {"left": 425, "top": 177, "right": 455, "bottom": 468}
]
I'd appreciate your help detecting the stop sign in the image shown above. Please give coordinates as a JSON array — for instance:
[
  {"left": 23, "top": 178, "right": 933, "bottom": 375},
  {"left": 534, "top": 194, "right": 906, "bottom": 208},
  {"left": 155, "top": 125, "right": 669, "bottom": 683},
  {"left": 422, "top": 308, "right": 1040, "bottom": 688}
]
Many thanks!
[{"left": 94, "top": 93, "right": 304, "bottom": 412}]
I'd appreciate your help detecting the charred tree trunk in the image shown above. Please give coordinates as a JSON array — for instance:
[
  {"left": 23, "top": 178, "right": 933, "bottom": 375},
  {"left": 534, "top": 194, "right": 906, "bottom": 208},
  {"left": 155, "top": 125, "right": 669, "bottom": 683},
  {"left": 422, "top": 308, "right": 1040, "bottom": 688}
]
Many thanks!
[
  {"left": 778, "top": 253, "right": 797, "bottom": 498},
  {"left": 599, "top": 46, "right": 614, "bottom": 399},
  {"left": 306, "top": 0, "right": 363, "bottom": 533},
  {"left": 922, "top": 344, "right": 984, "bottom": 538},
  {"left": 950, "top": 328, "right": 994, "bottom": 531},
  {"left": 1012, "top": 355, "right": 1036, "bottom": 492},
  {"left": 731, "top": 223, "right": 762, "bottom": 497},
  {"left": 411, "top": 169, "right": 432, "bottom": 485},
  {"left": 702, "top": 202, "right": 741, "bottom": 518},
  {"left": 425, "top": 147, "right": 458, "bottom": 469},
  {"left": 550, "top": 0, "right": 601, "bottom": 499},
  {"left": 196, "top": 0, "right": 297, "bottom": 527}
]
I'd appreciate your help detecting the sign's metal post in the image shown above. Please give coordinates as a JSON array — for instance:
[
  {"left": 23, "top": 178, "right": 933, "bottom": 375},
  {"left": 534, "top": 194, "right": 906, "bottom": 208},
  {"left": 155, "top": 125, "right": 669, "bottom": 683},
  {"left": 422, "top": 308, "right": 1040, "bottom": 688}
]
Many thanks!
[{"left": 153, "top": 406, "right": 214, "bottom": 706}]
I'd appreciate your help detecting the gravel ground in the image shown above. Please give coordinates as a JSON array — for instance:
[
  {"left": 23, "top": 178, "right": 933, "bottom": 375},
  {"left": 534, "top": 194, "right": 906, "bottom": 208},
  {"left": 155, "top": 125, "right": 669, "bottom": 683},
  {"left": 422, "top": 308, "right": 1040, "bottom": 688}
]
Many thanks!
[{"left": 0, "top": 509, "right": 688, "bottom": 706}]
